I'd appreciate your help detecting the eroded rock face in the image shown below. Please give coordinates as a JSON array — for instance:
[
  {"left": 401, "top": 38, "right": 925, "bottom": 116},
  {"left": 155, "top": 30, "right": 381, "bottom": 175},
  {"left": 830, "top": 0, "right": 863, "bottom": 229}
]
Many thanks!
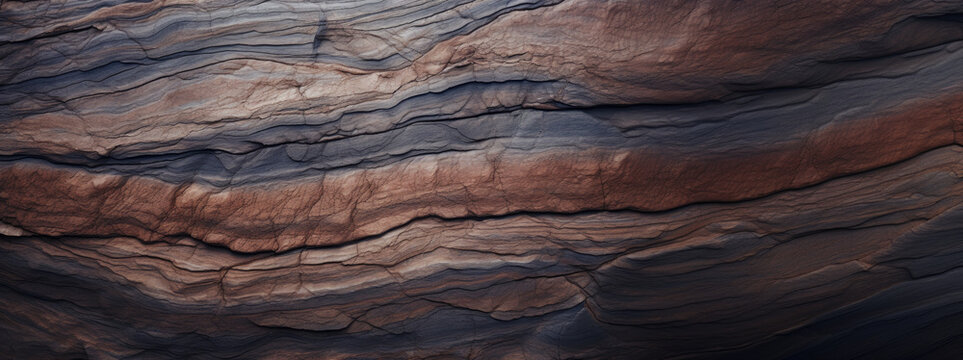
[{"left": 1, "top": 1, "right": 962, "bottom": 358}]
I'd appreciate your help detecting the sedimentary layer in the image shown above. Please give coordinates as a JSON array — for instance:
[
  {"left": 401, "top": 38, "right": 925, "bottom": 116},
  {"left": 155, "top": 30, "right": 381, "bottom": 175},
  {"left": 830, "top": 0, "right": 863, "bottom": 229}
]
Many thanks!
[{"left": 2, "top": 0, "right": 962, "bottom": 358}]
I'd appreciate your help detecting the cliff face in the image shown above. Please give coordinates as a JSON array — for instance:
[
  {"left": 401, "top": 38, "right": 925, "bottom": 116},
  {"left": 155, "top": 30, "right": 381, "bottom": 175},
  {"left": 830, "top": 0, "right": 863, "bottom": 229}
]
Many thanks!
[{"left": 2, "top": 1, "right": 963, "bottom": 358}]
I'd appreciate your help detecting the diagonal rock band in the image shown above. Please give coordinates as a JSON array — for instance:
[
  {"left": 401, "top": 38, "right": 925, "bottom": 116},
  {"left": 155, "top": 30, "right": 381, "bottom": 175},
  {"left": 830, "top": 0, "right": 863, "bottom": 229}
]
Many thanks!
[{"left": 1, "top": 0, "right": 962, "bottom": 359}]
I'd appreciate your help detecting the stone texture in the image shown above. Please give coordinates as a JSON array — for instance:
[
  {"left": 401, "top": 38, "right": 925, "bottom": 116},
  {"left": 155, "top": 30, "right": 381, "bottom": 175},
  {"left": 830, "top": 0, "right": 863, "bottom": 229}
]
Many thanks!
[{"left": 1, "top": 0, "right": 963, "bottom": 358}]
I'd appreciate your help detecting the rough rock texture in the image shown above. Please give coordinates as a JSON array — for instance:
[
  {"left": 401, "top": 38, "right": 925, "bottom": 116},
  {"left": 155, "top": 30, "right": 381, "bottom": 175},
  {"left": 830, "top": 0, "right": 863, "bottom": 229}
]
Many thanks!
[{"left": 2, "top": 0, "right": 963, "bottom": 358}]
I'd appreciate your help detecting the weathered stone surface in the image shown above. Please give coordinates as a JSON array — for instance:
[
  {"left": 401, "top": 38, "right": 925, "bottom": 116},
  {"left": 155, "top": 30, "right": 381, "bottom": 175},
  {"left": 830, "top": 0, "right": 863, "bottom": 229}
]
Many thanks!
[{"left": 1, "top": 0, "right": 962, "bottom": 358}]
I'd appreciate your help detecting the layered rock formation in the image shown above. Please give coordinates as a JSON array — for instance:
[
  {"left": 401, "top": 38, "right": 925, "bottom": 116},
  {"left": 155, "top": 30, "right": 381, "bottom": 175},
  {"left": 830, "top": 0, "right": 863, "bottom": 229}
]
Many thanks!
[{"left": 2, "top": 0, "right": 963, "bottom": 358}]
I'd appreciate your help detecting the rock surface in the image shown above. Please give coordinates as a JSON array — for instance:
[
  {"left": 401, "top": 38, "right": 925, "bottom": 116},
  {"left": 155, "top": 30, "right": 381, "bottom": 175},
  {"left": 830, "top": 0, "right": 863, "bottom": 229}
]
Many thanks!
[{"left": 2, "top": 0, "right": 963, "bottom": 358}]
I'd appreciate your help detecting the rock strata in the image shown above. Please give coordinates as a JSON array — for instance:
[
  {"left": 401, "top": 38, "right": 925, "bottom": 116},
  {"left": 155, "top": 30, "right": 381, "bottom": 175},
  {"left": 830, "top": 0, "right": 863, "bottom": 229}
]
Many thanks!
[{"left": 2, "top": 0, "right": 963, "bottom": 358}]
